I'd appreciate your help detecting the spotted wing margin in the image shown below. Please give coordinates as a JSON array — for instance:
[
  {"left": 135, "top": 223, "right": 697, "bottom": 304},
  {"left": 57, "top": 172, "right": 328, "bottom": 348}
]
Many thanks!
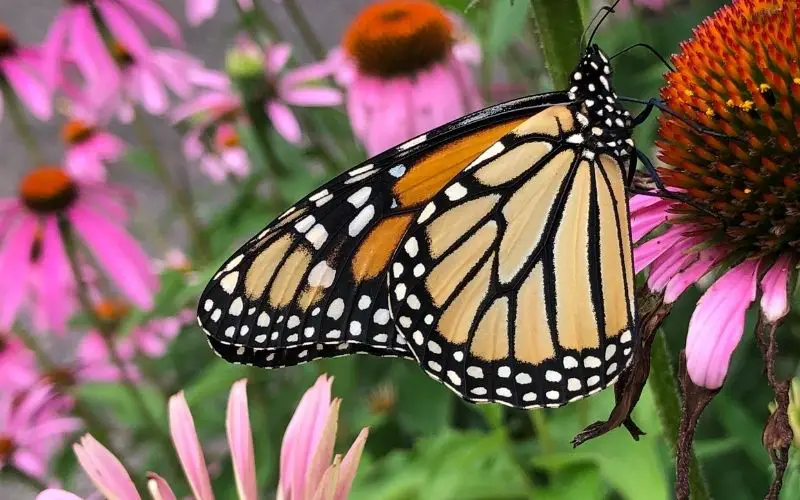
[
  {"left": 197, "top": 92, "right": 571, "bottom": 369},
  {"left": 388, "top": 104, "right": 637, "bottom": 409}
]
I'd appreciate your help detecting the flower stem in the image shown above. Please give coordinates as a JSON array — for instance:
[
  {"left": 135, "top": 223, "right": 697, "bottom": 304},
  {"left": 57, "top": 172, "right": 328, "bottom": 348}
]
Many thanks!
[
  {"left": 57, "top": 220, "right": 177, "bottom": 461},
  {"left": 528, "top": 0, "right": 585, "bottom": 89},
  {"left": 649, "top": 333, "right": 711, "bottom": 500},
  {"left": 131, "top": 109, "right": 211, "bottom": 262},
  {"left": 2, "top": 465, "right": 49, "bottom": 492},
  {"left": 0, "top": 78, "right": 44, "bottom": 166},
  {"left": 281, "top": 0, "right": 326, "bottom": 60}
]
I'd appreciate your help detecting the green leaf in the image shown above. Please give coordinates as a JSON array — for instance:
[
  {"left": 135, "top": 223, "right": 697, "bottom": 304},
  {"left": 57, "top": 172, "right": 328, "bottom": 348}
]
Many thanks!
[
  {"left": 75, "top": 382, "right": 167, "bottom": 431},
  {"left": 781, "top": 447, "right": 800, "bottom": 500},
  {"left": 529, "top": 0, "right": 585, "bottom": 88},
  {"left": 183, "top": 360, "right": 249, "bottom": 406},
  {"left": 392, "top": 364, "right": 454, "bottom": 435},
  {"left": 485, "top": 0, "right": 530, "bottom": 60}
]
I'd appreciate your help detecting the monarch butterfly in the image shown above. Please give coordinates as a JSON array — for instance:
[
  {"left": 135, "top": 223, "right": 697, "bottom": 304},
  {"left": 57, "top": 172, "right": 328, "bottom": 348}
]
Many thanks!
[{"left": 197, "top": 8, "right": 673, "bottom": 409}]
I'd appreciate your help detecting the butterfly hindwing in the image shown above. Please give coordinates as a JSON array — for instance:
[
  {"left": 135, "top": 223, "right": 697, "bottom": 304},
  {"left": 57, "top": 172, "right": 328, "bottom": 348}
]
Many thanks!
[
  {"left": 388, "top": 103, "right": 638, "bottom": 408},
  {"left": 197, "top": 93, "right": 568, "bottom": 369}
]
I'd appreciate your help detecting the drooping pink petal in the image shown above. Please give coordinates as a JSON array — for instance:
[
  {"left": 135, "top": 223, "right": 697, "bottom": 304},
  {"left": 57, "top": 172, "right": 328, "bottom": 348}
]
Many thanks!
[
  {"left": 221, "top": 148, "right": 250, "bottom": 178},
  {"left": 664, "top": 246, "right": 727, "bottom": 303},
  {"left": 67, "top": 205, "right": 156, "bottom": 309},
  {"left": 267, "top": 101, "right": 302, "bottom": 144},
  {"left": 305, "top": 399, "right": 341, "bottom": 499},
  {"left": 73, "top": 435, "right": 141, "bottom": 500},
  {"left": 685, "top": 259, "right": 759, "bottom": 389},
  {"left": 96, "top": 2, "right": 152, "bottom": 60},
  {"left": 169, "top": 392, "right": 215, "bottom": 500},
  {"left": 281, "top": 62, "right": 336, "bottom": 89},
  {"left": 36, "top": 217, "right": 75, "bottom": 334},
  {"left": 334, "top": 428, "right": 369, "bottom": 500},
  {"left": 117, "top": 0, "right": 184, "bottom": 47},
  {"left": 171, "top": 91, "right": 239, "bottom": 123},
  {"left": 647, "top": 236, "right": 704, "bottom": 292},
  {"left": 186, "top": 0, "right": 220, "bottom": 26},
  {"left": 69, "top": 8, "right": 117, "bottom": 87},
  {"left": 633, "top": 225, "right": 687, "bottom": 273},
  {"left": 1, "top": 60, "right": 52, "bottom": 120},
  {"left": 0, "top": 215, "right": 37, "bottom": 329},
  {"left": 226, "top": 380, "right": 257, "bottom": 500},
  {"left": 133, "top": 66, "right": 169, "bottom": 116},
  {"left": 630, "top": 199, "right": 672, "bottom": 243},
  {"left": 760, "top": 253, "right": 792, "bottom": 323},
  {"left": 41, "top": 9, "right": 71, "bottom": 85}
]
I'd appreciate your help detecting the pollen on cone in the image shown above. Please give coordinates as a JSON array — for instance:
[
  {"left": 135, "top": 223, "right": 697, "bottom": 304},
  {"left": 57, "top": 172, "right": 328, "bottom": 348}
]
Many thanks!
[{"left": 18, "top": 166, "right": 79, "bottom": 214}]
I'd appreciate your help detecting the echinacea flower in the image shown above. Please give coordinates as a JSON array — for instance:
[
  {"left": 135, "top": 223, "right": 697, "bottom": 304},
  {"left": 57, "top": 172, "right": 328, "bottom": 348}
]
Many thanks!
[
  {"left": 184, "top": 122, "right": 251, "bottom": 182},
  {"left": 0, "top": 166, "right": 157, "bottom": 333},
  {"left": 333, "top": 0, "right": 482, "bottom": 155},
  {"left": 0, "top": 23, "right": 52, "bottom": 121},
  {"left": 186, "top": 0, "right": 254, "bottom": 26},
  {"left": 61, "top": 117, "right": 126, "bottom": 182},
  {"left": 0, "top": 385, "right": 81, "bottom": 479},
  {"left": 42, "top": 0, "right": 181, "bottom": 91},
  {"left": 40, "top": 375, "right": 368, "bottom": 500},
  {"left": 628, "top": 0, "right": 799, "bottom": 496}
]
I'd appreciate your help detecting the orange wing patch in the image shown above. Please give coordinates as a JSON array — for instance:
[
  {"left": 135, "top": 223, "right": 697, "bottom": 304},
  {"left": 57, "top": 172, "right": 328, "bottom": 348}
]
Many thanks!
[
  {"left": 352, "top": 214, "right": 414, "bottom": 282},
  {"left": 393, "top": 118, "right": 527, "bottom": 207}
]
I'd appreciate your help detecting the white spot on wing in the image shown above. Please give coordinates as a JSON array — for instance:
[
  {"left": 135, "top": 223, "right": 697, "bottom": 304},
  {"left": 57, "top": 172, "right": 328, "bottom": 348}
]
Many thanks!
[
  {"left": 418, "top": 203, "right": 436, "bottom": 223},
  {"left": 348, "top": 205, "right": 375, "bottom": 236},
  {"left": 389, "top": 164, "right": 406, "bottom": 177},
  {"left": 444, "top": 183, "right": 468, "bottom": 201},
  {"left": 306, "top": 224, "right": 328, "bottom": 250},
  {"left": 224, "top": 255, "right": 244, "bottom": 271},
  {"left": 347, "top": 187, "right": 371, "bottom": 208},
  {"left": 220, "top": 272, "right": 239, "bottom": 294},
  {"left": 349, "top": 163, "right": 374, "bottom": 176},
  {"left": 467, "top": 142, "right": 505, "bottom": 170},
  {"left": 307, "top": 261, "right": 336, "bottom": 288},
  {"left": 295, "top": 215, "right": 315, "bottom": 233},
  {"left": 309, "top": 189, "right": 329, "bottom": 202},
  {"left": 399, "top": 134, "right": 426, "bottom": 150},
  {"left": 327, "top": 298, "right": 344, "bottom": 320}
]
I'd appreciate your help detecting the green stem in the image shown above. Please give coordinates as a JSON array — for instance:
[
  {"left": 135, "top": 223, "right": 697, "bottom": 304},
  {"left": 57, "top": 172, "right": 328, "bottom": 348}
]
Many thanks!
[
  {"left": 649, "top": 333, "right": 711, "bottom": 500},
  {"left": 57, "top": 220, "right": 177, "bottom": 462},
  {"left": 529, "top": 410, "right": 555, "bottom": 455},
  {"left": 281, "top": 0, "right": 327, "bottom": 60},
  {"left": 131, "top": 109, "right": 210, "bottom": 262},
  {"left": 528, "top": 0, "right": 585, "bottom": 89},
  {"left": 1, "top": 78, "right": 44, "bottom": 165},
  {"left": 2, "top": 465, "right": 49, "bottom": 492}
]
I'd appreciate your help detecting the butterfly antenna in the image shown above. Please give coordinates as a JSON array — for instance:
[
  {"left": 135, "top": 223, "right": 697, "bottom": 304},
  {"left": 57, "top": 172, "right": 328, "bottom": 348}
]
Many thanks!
[
  {"left": 619, "top": 96, "right": 744, "bottom": 142},
  {"left": 587, "top": 0, "right": 622, "bottom": 47},
  {"left": 610, "top": 43, "right": 676, "bottom": 73}
]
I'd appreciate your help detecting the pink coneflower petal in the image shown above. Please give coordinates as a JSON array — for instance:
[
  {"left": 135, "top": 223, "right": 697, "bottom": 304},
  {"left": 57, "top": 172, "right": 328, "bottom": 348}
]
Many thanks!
[
  {"left": 96, "top": 2, "right": 152, "bottom": 60},
  {"left": 70, "top": 8, "right": 117, "bottom": 86},
  {"left": 226, "top": 380, "right": 257, "bottom": 500},
  {"left": 171, "top": 91, "right": 239, "bottom": 123},
  {"left": 685, "top": 259, "right": 759, "bottom": 389},
  {"left": 132, "top": 66, "right": 169, "bottom": 116},
  {"left": 281, "top": 86, "right": 343, "bottom": 107},
  {"left": 37, "top": 490, "right": 84, "bottom": 500},
  {"left": 41, "top": 10, "right": 70, "bottom": 85},
  {"left": 1, "top": 60, "right": 52, "bottom": 120},
  {"left": 68, "top": 205, "right": 156, "bottom": 309},
  {"left": 169, "top": 392, "right": 214, "bottom": 500},
  {"left": 646, "top": 236, "right": 705, "bottom": 292},
  {"left": 186, "top": 0, "right": 220, "bottom": 26},
  {"left": 633, "top": 225, "right": 687, "bottom": 273},
  {"left": 147, "top": 472, "right": 178, "bottom": 500},
  {"left": 760, "top": 253, "right": 792, "bottom": 323},
  {"left": 37, "top": 218, "right": 74, "bottom": 334},
  {"left": 0, "top": 215, "right": 37, "bottom": 329},
  {"left": 117, "top": 0, "right": 184, "bottom": 47},
  {"left": 305, "top": 399, "right": 340, "bottom": 498},
  {"left": 334, "top": 428, "right": 369, "bottom": 500},
  {"left": 663, "top": 246, "right": 727, "bottom": 303},
  {"left": 266, "top": 43, "right": 292, "bottom": 75},
  {"left": 267, "top": 101, "right": 302, "bottom": 144},
  {"left": 73, "top": 434, "right": 141, "bottom": 500},
  {"left": 282, "top": 62, "right": 337, "bottom": 88}
]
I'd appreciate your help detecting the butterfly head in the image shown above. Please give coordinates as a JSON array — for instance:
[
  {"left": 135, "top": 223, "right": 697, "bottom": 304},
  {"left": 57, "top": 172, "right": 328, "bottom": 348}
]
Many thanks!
[{"left": 568, "top": 44, "right": 614, "bottom": 100}]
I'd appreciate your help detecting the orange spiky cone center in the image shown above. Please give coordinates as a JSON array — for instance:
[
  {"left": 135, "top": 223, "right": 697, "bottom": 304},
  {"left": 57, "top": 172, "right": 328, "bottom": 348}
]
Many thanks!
[
  {"left": 19, "top": 166, "right": 78, "bottom": 214},
  {"left": 343, "top": 0, "right": 454, "bottom": 78},
  {"left": 657, "top": 0, "right": 800, "bottom": 257}
]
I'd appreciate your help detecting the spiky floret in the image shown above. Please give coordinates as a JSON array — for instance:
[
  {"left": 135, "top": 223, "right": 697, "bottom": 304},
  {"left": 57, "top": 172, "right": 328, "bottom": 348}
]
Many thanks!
[{"left": 658, "top": 0, "right": 800, "bottom": 257}]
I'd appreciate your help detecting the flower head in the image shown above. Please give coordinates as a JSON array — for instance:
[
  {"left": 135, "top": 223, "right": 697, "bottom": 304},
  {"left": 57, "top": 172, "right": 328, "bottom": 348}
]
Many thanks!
[
  {"left": 0, "top": 167, "right": 157, "bottom": 333},
  {"left": 0, "top": 333, "right": 39, "bottom": 393},
  {"left": 184, "top": 122, "right": 251, "bottom": 183},
  {"left": 0, "top": 23, "right": 52, "bottom": 121},
  {"left": 42, "top": 0, "right": 182, "bottom": 91},
  {"left": 0, "top": 385, "right": 81, "bottom": 479},
  {"left": 334, "top": 0, "right": 482, "bottom": 155},
  {"left": 186, "top": 0, "right": 254, "bottom": 26},
  {"left": 61, "top": 116, "right": 126, "bottom": 182},
  {"left": 633, "top": 0, "right": 800, "bottom": 388}
]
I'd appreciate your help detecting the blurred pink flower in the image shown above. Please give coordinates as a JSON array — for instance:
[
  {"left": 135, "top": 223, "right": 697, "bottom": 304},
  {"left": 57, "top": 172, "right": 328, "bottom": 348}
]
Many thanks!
[
  {"left": 131, "top": 309, "right": 195, "bottom": 358},
  {"left": 61, "top": 117, "right": 126, "bottom": 183},
  {"left": 279, "top": 375, "right": 368, "bottom": 500},
  {"left": 631, "top": 196, "right": 793, "bottom": 389},
  {"left": 262, "top": 41, "right": 343, "bottom": 144},
  {"left": 153, "top": 248, "right": 192, "bottom": 273},
  {"left": 0, "top": 333, "right": 39, "bottom": 392},
  {"left": 187, "top": 0, "right": 254, "bottom": 26},
  {"left": 75, "top": 330, "right": 140, "bottom": 383},
  {"left": 0, "top": 24, "right": 52, "bottom": 121},
  {"left": 0, "top": 167, "right": 157, "bottom": 333},
  {"left": 42, "top": 0, "right": 181, "bottom": 91},
  {"left": 334, "top": 1, "right": 482, "bottom": 155},
  {"left": 184, "top": 122, "right": 251, "bottom": 182},
  {"left": 1, "top": 385, "right": 81, "bottom": 479}
]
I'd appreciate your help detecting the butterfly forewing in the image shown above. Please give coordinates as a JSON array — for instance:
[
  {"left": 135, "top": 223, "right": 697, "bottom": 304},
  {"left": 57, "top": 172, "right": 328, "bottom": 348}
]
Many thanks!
[
  {"left": 197, "top": 93, "right": 566, "bottom": 369},
  {"left": 388, "top": 103, "right": 638, "bottom": 408}
]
